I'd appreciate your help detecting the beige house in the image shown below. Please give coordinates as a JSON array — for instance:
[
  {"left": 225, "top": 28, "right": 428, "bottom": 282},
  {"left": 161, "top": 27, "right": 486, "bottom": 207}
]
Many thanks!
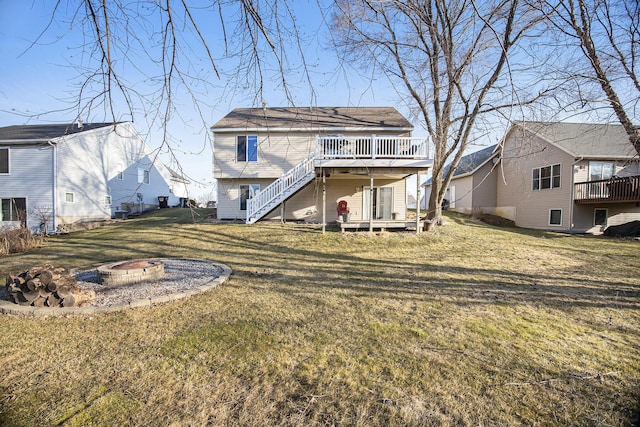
[
  {"left": 422, "top": 122, "right": 640, "bottom": 233},
  {"left": 212, "top": 107, "right": 432, "bottom": 231},
  {"left": 421, "top": 144, "right": 499, "bottom": 213},
  {"left": 497, "top": 122, "right": 640, "bottom": 233}
]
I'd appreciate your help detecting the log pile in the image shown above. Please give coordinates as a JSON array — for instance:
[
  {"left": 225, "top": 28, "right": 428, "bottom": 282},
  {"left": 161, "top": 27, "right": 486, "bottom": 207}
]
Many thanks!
[{"left": 5, "top": 265, "right": 95, "bottom": 307}]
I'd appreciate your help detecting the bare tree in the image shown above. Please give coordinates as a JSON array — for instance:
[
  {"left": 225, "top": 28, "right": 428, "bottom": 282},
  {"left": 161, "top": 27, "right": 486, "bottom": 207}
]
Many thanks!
[
  {"left": 30, "top": 206, "right": 53, "bottom": 235},
  {"left": 543, "top": 0, "right": 640, "bottom": 155},
  {"left": 32, "top": 0, "right": 314, "bottom": 189},
  {"left": 331, "top": 0, "right": 550, "bottom": 228}
]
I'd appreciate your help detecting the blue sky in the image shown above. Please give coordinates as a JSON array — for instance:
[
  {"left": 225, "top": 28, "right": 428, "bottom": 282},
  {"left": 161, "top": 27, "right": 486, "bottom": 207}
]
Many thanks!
[{"left": 1, "top": 1, "right": 421, "bottom": 199}]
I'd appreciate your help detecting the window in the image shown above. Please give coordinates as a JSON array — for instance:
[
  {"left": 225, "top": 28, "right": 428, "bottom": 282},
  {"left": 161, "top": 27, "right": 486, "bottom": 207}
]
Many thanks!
[
  {"left": 589, "top": 161, "right": 615, "bottom": 181},
  {"left": 138, "top": 168, "right": 150, "bottom": 184},
  {"left": 549, "top": 209, "right": 562, "bottom": 226},
  {"left": 594, "top": 208, "right": 608, "bottom": 227},
  {"left": 0, "top": 148, "right": 8, "bottom": 174},
  {"left": 117, "top": 163, "right": 124, "bottom": 180},
  {"left": 0, "top": 198, "right": 26, "bottom": 222},
  {"left": 105, "top": 195, "right": 112, "bottom": 206},
  {"left": 239, "top": 184, "right": 260, "bottom": 211},
  {"left": 237, "top": 135, "right": 258, "bottom": 162},
  {"left": 65, "top": 192, "right": 75, "bottom": 203},
  {"left": 533, "top": 164, "right": 561, "bottom": 190}
]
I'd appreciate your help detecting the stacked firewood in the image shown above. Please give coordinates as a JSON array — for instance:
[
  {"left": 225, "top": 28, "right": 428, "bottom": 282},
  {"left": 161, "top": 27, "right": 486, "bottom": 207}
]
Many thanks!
[{"left": 5, "top": 265, "right": 95, "bottom": 307}]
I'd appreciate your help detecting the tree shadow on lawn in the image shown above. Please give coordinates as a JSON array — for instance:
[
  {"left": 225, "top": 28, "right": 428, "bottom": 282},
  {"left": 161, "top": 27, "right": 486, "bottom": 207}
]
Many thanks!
[
  {"left": 3, "top": 220, "right": 637, "bottom": 316},
  {"left": 183, "top": 226, "right": 640, "bottom": 314}
]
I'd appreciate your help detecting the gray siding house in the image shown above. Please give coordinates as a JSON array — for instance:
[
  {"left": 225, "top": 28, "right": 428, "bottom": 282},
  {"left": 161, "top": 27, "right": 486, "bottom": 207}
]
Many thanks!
[
  {"left": 0, "top": 122, "right": 189, "bottom": 233},
  {"left": 212, "top": 107, "right": 433, "bottom": 231}
]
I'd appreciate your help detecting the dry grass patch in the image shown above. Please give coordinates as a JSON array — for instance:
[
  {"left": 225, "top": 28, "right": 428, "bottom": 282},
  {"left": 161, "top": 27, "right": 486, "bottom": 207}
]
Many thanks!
[
  {"left": 0, "top": 227, "right": 43, "bottom": 255},
  {"left": 0, "top": 209, "right": 638, "bottom": 426}
]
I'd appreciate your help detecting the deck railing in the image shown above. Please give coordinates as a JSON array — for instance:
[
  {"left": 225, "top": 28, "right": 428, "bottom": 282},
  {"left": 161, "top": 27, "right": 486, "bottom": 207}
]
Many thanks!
[
  {"left": 246, "top": 153, "right": 316, "bottom": 223},
  {"left": 574, "top": 175, "right": 640, "bottom": 203},
  {"left": 316, "top": 135, "right": 430, "bottom": 159}
]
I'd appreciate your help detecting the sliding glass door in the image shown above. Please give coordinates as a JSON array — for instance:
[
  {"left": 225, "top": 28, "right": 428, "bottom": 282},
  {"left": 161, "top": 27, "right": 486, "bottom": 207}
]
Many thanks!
[{"left": 363, "top": 187, "right": 393, "bottom": 220}]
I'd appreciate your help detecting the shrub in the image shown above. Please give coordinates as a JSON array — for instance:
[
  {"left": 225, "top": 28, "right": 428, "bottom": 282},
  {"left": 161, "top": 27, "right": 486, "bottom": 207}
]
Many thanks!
[{"left": 0, "top": 227, "right": 44, "bottom": 255}]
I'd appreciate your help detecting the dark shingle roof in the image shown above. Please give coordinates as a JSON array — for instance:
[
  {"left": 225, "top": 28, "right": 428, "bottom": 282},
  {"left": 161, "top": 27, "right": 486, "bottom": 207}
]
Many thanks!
[
  {"left": 0, "top": 123, "right": 116, "bottom": 142},
  {"left": 423, "top": 144, "right": 498, "bottom": 185},
  {"left": 452, "top": 144, "right": 499, "bottom": 176},
  {"left": 211, "top": 107, "right": 413, "bottom": 131}
]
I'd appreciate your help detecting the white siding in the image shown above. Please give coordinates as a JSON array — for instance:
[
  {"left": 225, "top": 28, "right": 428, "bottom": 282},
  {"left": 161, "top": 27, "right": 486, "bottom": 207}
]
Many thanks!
[
  {"left": 450, "top": 176, "right": 473, "bottom": 211},
  {"left": 58, "top": 123, "right": 186, "bottom": 223},
  {"left": 0, "top": 145, "right": 54, "bottom": 231},
  {"left": 214, "top": 132, "right": 315, "bottom": 179}
]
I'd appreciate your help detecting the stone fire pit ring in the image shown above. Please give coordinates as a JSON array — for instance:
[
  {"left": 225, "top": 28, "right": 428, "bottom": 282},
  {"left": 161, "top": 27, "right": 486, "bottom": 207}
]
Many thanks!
[
  {"left": 0, "top": 258, "right": 232, "bottom": 316},
  {"left": 97, "top": 259, "right": 166, "bottom": 286}
]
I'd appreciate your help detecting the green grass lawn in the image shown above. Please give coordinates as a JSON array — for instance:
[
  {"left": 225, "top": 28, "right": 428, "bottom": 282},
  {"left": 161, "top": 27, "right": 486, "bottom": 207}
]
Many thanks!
[{"left": 1, "top": 209, "right": 639, "bottom": 426}]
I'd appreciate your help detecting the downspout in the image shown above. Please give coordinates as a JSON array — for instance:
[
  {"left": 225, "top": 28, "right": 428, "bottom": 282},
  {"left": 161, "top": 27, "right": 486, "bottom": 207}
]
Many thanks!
[
  {"left": 47, "top": 141, "right": 57, "bottom": 234},
  {"left": 415, "top": 171, "right": 421, "bottom": 234}
]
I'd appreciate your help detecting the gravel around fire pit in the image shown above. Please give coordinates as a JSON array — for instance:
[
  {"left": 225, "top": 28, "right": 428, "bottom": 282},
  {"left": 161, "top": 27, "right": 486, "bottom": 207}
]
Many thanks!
[{"left": 73, "top": 258, "right": 225, "bottom": 307}]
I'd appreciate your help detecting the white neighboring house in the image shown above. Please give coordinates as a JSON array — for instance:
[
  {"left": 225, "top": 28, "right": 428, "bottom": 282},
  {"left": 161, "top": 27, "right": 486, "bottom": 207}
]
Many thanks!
[{"left": 0, "top": 122, "right": 189, "bottom": 233}]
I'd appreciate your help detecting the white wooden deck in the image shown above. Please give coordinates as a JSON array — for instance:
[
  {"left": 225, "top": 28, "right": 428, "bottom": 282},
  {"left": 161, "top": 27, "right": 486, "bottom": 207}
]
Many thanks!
[{"left": 315, "top": 135, "right": 432, "bottom": 169}]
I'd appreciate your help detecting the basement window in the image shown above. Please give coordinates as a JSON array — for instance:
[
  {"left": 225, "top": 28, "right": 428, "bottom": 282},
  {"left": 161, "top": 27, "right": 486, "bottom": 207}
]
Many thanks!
[{"left": 549, "top": 209, "right": 562, "bottom": 226}]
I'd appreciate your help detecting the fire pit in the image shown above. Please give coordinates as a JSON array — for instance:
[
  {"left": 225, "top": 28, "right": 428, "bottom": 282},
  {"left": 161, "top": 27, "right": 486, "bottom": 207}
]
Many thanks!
[{"left": 97, "top": 259, "right": 165, "bottom": 286}]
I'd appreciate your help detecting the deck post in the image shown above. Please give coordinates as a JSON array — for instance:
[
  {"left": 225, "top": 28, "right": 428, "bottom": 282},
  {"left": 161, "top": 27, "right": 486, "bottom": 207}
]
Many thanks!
[
  {"left": 280, "top": 201, "right": 285, "bottom": 224},
  {"left": 370, "top": 171, "right": 374, "bottom": 233},
  {"left": 322, "top": 169, "right": 326, "bottom": 234},
  {"left": 416, "top": 172, "right": 421, "bottom": 234}
]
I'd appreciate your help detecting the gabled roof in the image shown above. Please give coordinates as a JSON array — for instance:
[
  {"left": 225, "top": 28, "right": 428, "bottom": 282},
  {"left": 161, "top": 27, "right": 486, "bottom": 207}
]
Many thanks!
[
  {"left": 211, "top": 107, "right": 413, "bottom": 132},
  {"left": 0, "top": 123, "right": 116, "bottom": 144},
  {"left": 422, "top": 144, "right": 498, "bottom": 186},
  {"left": 513, "top": 121, "right": 637, "bottom": 159}
]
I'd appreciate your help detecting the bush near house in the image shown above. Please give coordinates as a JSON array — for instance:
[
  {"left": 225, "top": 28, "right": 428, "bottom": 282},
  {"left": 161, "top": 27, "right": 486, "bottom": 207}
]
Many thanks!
[{"left": 0, "top": 209, "right": 638, "bottom": 426}]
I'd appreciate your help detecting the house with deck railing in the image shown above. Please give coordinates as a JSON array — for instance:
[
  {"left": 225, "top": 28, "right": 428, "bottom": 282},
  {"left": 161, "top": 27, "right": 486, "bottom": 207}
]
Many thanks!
[
  {"left": 212, "top": 107, "right": 433, "bottom": 232},
  {"left": 425, "top": 121, "right": 640, "bottom": 233},
  {"left": 497, "top": 122, "right": 640, "bottom": 233}
]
